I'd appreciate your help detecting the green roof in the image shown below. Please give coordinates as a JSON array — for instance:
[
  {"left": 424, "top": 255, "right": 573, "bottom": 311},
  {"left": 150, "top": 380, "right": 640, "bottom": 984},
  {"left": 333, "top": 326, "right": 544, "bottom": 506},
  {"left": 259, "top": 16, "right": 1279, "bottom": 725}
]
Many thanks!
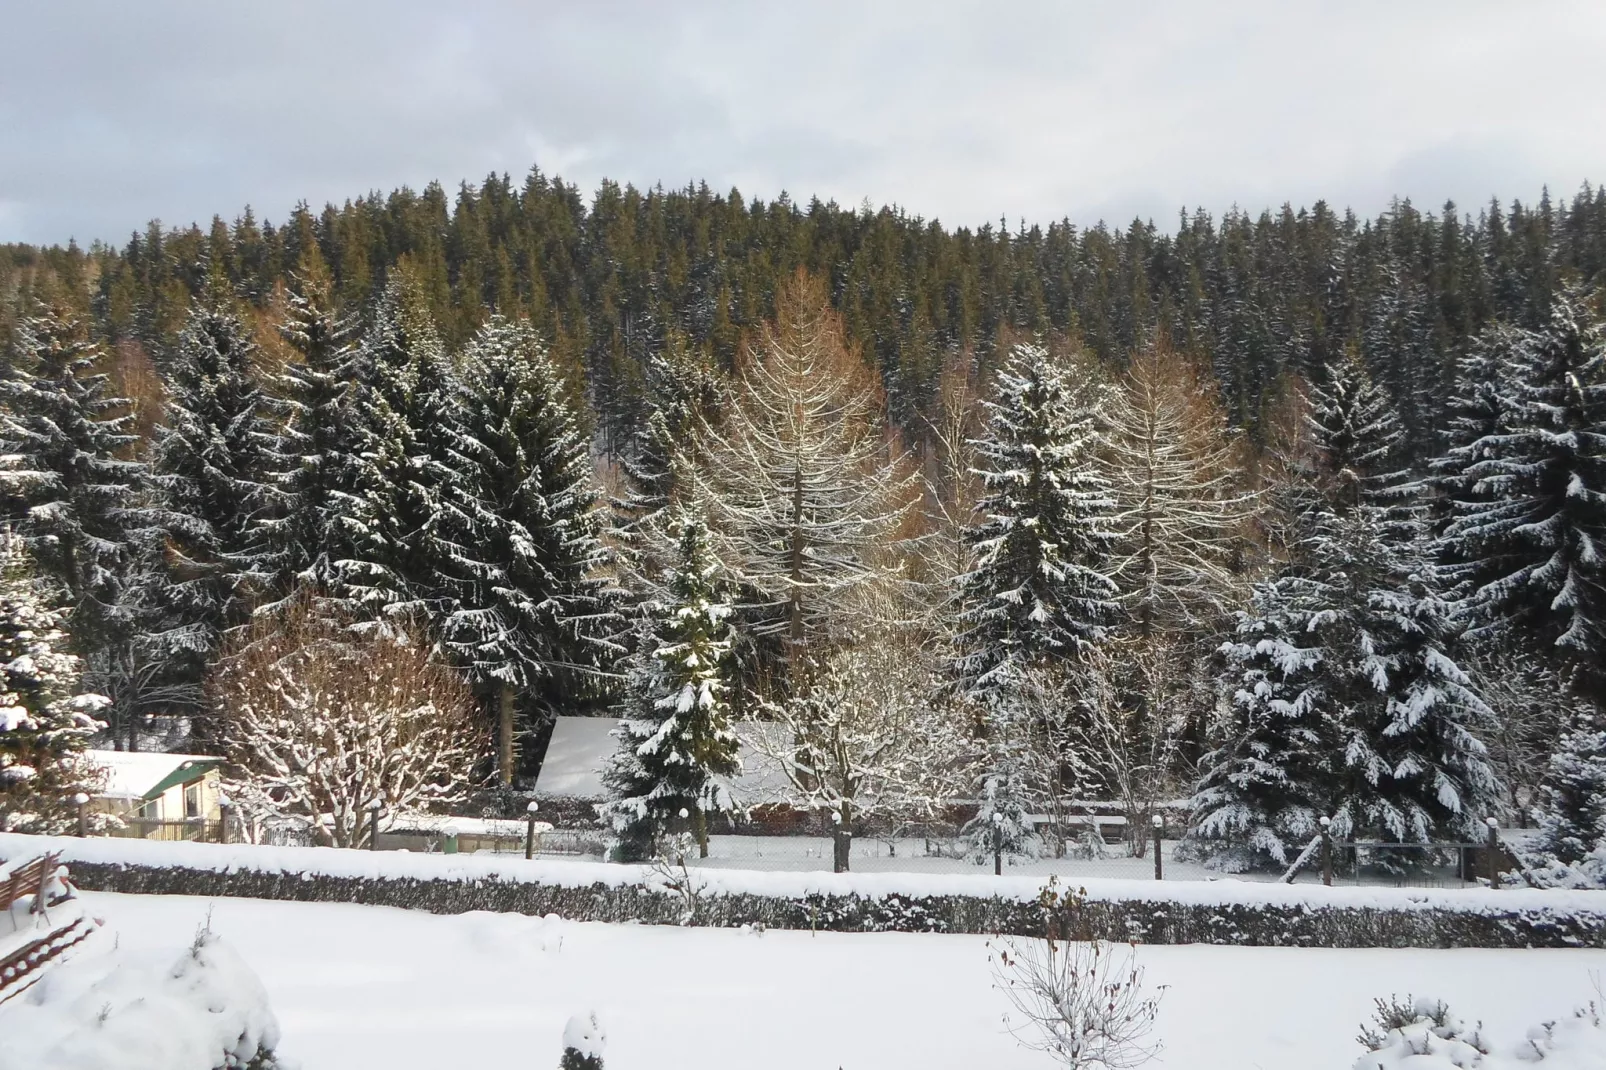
[{"left": 143, "top": 758, "right": 223, "bottom": 801}]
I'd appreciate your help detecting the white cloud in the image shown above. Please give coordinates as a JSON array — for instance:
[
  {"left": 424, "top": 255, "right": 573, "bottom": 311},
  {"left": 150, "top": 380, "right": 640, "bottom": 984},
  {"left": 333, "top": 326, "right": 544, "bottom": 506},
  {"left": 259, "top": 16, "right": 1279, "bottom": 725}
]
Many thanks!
[{"left": 3, "top": 0, "right": 1605, "bottom": 244}]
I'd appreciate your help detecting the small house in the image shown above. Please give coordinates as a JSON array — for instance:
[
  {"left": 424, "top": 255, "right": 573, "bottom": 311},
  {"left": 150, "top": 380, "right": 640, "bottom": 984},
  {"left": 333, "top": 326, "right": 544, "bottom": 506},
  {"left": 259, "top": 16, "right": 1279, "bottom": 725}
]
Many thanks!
[{"left": 84, "top": 750, "right": 225, "bottom": 840}]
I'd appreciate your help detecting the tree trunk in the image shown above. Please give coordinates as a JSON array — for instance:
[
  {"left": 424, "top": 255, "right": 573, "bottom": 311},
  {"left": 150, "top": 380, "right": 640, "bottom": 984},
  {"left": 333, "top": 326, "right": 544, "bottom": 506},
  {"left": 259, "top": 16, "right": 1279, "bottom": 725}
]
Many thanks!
[
  {"left": 693, "top": 809, "right": 709, "bottom": 858},
  {"left": 498, "top": 682, "right": 515, "bottom": 786}
]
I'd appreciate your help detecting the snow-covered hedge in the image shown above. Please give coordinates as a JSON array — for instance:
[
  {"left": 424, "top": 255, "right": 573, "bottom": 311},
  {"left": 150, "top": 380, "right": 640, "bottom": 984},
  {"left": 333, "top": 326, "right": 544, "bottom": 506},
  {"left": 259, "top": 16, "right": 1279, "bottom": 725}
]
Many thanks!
[{"left": 7, "top": 833, "right": 1606, "bottom": 949}]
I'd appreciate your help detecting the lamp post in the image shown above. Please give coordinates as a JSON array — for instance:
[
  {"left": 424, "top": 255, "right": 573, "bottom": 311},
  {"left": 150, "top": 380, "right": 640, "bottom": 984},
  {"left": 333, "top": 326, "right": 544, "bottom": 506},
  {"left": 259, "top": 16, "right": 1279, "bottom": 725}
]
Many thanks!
[
  {"left": 1485, "top": 816, "right": 1501, "bottom": 888},
  {"left": 1151, "top": 814, "right": 1164, "bottom": 880},
  {"left": 525, "top": 800, "right": 541, "bottom": 860},
  {"left": 368, "top": 800, "right": 384, "bottom": 852},
  {"left": 992, "top": 811, "right": 1004, "bottom": 876},
  {"left": 73, "top": 792, "right": 89, "bottom": 838},
  {"left": 1320, "top": 815, "right": 1333, "bottom": 886}
]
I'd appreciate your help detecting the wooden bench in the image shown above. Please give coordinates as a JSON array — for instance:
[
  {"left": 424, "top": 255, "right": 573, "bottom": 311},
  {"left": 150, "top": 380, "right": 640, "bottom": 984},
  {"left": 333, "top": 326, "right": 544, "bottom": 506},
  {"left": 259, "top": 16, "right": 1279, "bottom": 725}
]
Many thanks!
[{"left": 0, "top": 851, "right": 97, "bottom": 1006}]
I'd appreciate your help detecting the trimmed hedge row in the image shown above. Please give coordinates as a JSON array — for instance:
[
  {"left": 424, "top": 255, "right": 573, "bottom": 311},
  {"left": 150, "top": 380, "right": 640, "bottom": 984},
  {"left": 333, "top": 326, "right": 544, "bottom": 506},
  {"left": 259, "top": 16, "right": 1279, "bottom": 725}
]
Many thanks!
[{"left": 66, "top": 859, "right": 1606, "bottom": 948}]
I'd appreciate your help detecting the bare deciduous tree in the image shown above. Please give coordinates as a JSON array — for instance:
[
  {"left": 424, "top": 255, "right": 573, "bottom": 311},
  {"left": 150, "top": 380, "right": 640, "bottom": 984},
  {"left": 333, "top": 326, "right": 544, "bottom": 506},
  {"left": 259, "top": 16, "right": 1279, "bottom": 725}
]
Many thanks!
[
  {"left": 687, "top": 271, "right": 920, "bottom": 683},
  {"left": 1103, "top": 344, "right": 1256, "bottom": 638},
  {"left": 211, "top": 597, "right": 486, "bottom": 847},
  {"left": 748, "top": 635, "right": 975, "bottom": 870}
]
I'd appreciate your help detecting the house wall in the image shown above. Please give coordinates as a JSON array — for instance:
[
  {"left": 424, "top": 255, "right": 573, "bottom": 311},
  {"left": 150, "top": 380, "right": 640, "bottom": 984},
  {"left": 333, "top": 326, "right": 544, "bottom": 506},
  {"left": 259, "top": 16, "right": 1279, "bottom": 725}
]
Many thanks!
[{"left": 97, "top": 770, "right": 224, "bottom": 840}]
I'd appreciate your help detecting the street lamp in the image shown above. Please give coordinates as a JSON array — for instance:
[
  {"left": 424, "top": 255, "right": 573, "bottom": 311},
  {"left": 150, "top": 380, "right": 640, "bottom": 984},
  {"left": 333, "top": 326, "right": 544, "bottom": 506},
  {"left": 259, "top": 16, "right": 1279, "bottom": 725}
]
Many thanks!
[
  {"left": 1319, "top": 815, "right": 1333, "bottom": 886},
  {"left": 1151, "top": 813, "right": 1164, "bottom": 880},
  {"left": 991, "top": 811, "right": 1004, "bottom": 876},
  {"left": 73, "top": 792, "right": 89, "bottom": 838},
  {"left": 367, "top": 800, "right": 384, "bottom": 852},
  {"left": 525, "top": 800, "right": 541, "bottom": 860}
]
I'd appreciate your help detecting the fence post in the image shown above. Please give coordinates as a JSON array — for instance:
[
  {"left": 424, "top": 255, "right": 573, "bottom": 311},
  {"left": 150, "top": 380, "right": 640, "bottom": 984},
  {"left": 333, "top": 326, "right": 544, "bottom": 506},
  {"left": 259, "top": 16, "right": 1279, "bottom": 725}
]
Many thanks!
[
  {"left": 1320, "top": 816, "right": 1333, "bottom": 887},
  {"left": 1151, "top": 814, "right": 1164, "bottom": 880},
  {"left": 73, "top": 793, "right": 89, "bottom": 837},
  {"left": 1485, "top": 816, "right": 1501, "bottom": 888},
  {"left": 525, "top": 800, "right": 540, "bottom": 860}
]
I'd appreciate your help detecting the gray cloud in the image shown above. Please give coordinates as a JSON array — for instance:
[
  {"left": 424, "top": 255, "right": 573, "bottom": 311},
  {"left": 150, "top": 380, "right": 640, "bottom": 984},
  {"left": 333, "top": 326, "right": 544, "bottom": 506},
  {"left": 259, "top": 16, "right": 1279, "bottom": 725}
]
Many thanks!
[{"left": 4, "top": 0, "right": 1605, "bottom": 245}]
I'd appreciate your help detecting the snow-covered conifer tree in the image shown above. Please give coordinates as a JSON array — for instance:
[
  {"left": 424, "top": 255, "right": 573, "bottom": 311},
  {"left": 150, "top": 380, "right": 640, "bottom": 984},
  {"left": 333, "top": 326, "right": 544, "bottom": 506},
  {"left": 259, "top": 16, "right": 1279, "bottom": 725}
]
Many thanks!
[
  {"left": 1537, "top": 712, "right": 1606, "bottom": 864},
  {"left": 954, "top": 341, "right": 1117, "bottom": 696},
  {"left": 1186, "top": 590, "right": 1335, "bottom": 871},
  {"left": 601, "top": 511, "right": 738, "bottom": 859},
  {"left": 612, "top": 332, "right": 725, "bottom": 567},
  {"left": 1189, "top": 351, "right": 1497, "bottom": 867},
  {"left": 148, "top": 302, "right": 280, "bottom": 687},
  {"left": 325, "top": 275, "right": 456, "bottom": 626},
  {"left": 1442, "top": 286, "right": 1606, "bottom": 698},
  {"left": 0, "top": 302, "right": 151, "bottom": 656},
  {"left": 0, "top": 534, "right": 107, "bottom": 833},
  {"left": 256, "top": 265, "right": 361, "bottom": 604},
  {"left": 963, "top": 722, "right": 1041, "bottom": 864},
  {"left": 445, "top": 316, "right": 621, "bottom": 782}
]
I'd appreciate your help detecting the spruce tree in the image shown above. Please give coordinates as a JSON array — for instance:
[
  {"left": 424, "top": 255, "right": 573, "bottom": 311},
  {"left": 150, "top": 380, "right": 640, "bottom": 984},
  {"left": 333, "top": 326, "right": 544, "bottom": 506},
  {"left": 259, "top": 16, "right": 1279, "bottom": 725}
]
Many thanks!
[
  {"left": 954, "top": 342, "right": 1118, "bottom": 695},
  {"left": 1190, "top": 352, "right": 1497, "bottom": 866},
  {"left": 601, "top": 511, "right": 739, "bottom": 860},
  {"left": 1187, "top": 588, "right": 1335, "bottom": 871},
  {"left": 1443, "top": 286, "right": 1606, "bottom": 699},
  {"left": 1430, "top": 323, "right": 1524, "bottom": 594},
  {"left": 148, "top": 302, "right": 279, "bottom": 686},
  {"left": 444, "top": 316, "right": 621, "bottom": 782},
  {"left": 1537, "top": 711, "right": 1606, "bottom": 864},
  {"left": 257, "top": 267, "right": 361, "bottom": 604},
  {"left": 326, "top": 275, "right": 460, "bottom": 627},
  {"left": 0, "top": 534, "right": 107, "bottom": 834},
  {"left": 0, "top": 302, "right": 151, "bottom": 656}
]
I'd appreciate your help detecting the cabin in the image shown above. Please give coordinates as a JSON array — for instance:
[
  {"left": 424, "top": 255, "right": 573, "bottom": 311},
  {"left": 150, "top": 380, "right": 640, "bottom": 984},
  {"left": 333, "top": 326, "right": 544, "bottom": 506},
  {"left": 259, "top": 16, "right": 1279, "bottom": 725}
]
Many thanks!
[{"left": 84, "top": 750, "right": 225, "bottom": 840}]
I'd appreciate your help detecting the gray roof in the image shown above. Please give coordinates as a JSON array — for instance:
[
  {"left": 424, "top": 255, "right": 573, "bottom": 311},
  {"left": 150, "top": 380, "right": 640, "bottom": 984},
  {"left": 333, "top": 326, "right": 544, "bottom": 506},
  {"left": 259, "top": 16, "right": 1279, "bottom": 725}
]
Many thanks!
[{"left": 534, "top": 717, "right": 792, "bottom": 803}]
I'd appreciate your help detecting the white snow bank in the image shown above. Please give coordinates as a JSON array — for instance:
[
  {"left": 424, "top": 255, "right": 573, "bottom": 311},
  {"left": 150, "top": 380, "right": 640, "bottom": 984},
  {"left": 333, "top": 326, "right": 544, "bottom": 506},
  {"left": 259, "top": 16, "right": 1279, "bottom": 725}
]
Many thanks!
[
  {"left": 71, "top": 892, "right": 1606, "bottom": 1070},
  {"left": 1355, "top": 993, "right": 1606, "bottom": 1069},
  {"left": 7, "top": 832, "right": 1606, "bottom": 915},
  {"left": 0, "top": 926, "right": 284, "bottom": 1070}
]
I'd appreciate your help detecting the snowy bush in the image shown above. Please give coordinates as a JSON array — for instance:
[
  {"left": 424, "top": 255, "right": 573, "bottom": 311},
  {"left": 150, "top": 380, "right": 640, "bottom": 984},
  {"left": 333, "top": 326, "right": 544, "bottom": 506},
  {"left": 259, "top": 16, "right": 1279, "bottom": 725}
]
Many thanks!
[
  {"left": 211, "top": 595, "right": 486, "bottom": 847},
  {"left": 989, "top": 882, "right": 1166, "bottom": 1070},
  {"left": 560, "top": 1011, "right": 606, "bottom": 1070},
  {"left": 0, "top": 924, "right": 285, "bottom": 1070},
  {"left": 1355, "top": 996, "right": 1491, "bottom": 1067},
  {"left": 1353, "top": 989, "right": 1606, "bottom": 1069}
]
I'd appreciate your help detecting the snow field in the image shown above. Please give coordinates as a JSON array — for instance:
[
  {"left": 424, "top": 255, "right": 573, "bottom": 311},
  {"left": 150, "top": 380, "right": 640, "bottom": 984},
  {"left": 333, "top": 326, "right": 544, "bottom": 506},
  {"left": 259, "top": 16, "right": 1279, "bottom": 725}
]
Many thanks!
[{"left": 69, "top": 891, "right": 1606, "bottom": 1070}]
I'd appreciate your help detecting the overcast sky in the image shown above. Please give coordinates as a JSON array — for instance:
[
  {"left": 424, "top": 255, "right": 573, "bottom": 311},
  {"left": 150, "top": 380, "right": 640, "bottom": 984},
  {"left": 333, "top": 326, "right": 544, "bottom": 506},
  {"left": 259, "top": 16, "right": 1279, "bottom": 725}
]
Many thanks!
[{"left": 5, "top": 1, "right": 1606, "bottom": 247}]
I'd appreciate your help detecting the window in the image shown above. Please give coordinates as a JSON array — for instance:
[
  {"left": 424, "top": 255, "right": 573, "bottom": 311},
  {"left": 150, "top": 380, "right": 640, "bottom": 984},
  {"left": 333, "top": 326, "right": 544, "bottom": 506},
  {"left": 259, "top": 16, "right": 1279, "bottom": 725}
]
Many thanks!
[{"left": 185, "top": 783, "right": 202, "bottom": 819}]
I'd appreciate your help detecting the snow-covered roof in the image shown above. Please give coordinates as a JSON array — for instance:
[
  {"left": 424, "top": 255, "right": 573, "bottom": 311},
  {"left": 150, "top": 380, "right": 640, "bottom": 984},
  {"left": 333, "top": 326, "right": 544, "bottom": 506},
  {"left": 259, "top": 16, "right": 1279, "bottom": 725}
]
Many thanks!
[
  {"left": 534, "top": 717, "right": 792, "bottom": 803},
  {"left": 87, "top": 750, "right": 222, "bottom": 801}
]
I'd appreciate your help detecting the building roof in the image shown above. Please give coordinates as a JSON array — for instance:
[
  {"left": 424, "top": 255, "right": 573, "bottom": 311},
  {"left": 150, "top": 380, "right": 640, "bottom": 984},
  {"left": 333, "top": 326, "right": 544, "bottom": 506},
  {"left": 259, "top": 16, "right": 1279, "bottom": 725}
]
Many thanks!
[
  {"left": 86, "top": 750, "right": 223, "bottom": 801},
  {"left": 534, "top": 717, "right": 792, "bottom": 803}
]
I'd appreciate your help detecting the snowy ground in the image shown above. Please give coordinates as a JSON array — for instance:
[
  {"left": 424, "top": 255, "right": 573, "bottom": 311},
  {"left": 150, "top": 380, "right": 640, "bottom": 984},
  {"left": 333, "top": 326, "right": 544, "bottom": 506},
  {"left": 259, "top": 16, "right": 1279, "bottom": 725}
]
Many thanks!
[{"left": 66, "top": 891, "right": 1606, "bottom": 1070}]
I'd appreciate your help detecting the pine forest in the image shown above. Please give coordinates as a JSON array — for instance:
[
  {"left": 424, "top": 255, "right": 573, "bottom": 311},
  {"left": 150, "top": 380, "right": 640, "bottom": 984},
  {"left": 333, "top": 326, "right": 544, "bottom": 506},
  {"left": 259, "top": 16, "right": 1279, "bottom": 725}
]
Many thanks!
[{"left": 4, "top": 170, "right": 1606, "bottom": 875}]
